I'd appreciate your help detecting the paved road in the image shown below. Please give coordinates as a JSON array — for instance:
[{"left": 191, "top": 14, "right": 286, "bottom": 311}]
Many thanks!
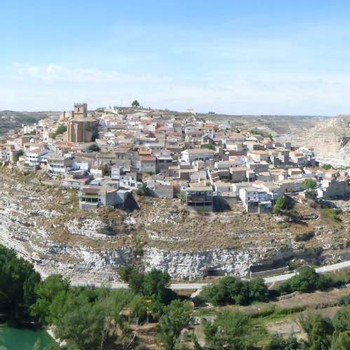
[
  {"left": 70, "top": 259, "right": 350, "bottom": 291},
  {"left": 264, "top": 260, "right": 350, "bottom": 284},
  {"left": 315, "top": 260, "right": 350, "bottom": 273},
  {"left": 71, "top": 281, "right": 128, "bottom": 289},
  {"left": 70, "top": 280, "right": 209, "bottom": 290}
]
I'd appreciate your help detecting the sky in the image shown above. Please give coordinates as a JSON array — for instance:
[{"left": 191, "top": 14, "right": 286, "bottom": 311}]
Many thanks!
[{"left": 1, "top": 0, "right": 350, "bottom": 115}]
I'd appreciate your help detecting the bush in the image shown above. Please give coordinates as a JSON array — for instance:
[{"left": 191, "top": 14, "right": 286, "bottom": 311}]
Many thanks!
[
  {"left": 278, "top": 266, "right": 333, "bottom": 294},
  {"left": 53, "top": 124, "right": 67, "bottom": 138},
  {"left": 338, "top": 295, "right": 350, "bottom": 306},
  {"left": 13, "top": 149, "right": 24, "bottom": 161},
  {"left": 204, "top": 310, "right": 262, "bottom": 349},
  {"left": 200, "top": 276, "right": 269, "bottom": 306},
  {"left": 137, "top": 183, "right": 151, "bottom": 196},
  {"left": 265, "top": 334, "right": 302, "bottom": 350},
  {"left": 250, "top": 128, "right": 273, "bottom": 141},
  {"left": 0, "top": 245, "right": 41, "bottom": 325},
  {"left": 177, "top": 191, "right": 186, "bottom": 202},
  {"left": 200, "top": 143, "right": 215, "bottom": 150},
  {"left": 252, "top": 306, "right": 305, "bottom": 320},
  {"left": 273, "top": 195, "right": 294, "bottom": 213},
  {"left": 329, "top": 268, "right": 350, "bottom": 286},
  {"left": 301, "top": 179, "right": 317, "bottom": 191},
  {"left": 87, "top": 144, "right": 101, "bottom": 152},
  {"left": 320, "top": 208, "right": 341, "bottom": 222},
  {"left": 118, "top": 265, "right": 135, "bottom": 282},
  {"left": 118, "top": 267, "right": 173, "bottom": 304}
]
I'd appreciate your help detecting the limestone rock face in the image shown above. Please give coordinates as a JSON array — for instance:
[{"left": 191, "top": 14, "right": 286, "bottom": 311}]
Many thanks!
[
  {"left": 303, "top": 115, "right": 350, "bottom": 167},
  {"left": 1, "top": 168, "right": 350, "bottom": 284},
  {"left": 65, "top": 218, "right": 117, "bottom": 238},
  {"left": 142, "top": 248, "right": 259, "bottom": 280}
]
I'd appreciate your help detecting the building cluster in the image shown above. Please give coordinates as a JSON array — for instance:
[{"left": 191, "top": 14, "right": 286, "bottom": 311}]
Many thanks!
[{"left": 1, "top": 103, "right": 349, "bottom": 213}]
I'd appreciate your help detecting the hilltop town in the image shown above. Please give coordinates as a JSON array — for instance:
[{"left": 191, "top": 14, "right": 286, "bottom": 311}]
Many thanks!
[
  {"left": 1, "top": 104, "right": 350, "bottom": 282},
  {"left": 1, "top": 103, "right": 347, "bottom": 213}
]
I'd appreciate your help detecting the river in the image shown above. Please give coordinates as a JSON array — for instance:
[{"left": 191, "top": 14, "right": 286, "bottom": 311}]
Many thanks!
[{"left": 0, "top": 327, "right": 54, "bottom": 350}]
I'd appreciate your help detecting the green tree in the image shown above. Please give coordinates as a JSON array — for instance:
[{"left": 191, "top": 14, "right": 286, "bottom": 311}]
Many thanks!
[
  {"left": 132, "top": 100, "right": 140, "bottom": 108},
  {"left": 13, "top": 149, "right": 24, "bottom": 161},
  {"left": 129, "top": 294, "right": 148, "bottom": 324},
  {"left": 320, "top": 208, "right": 341, "bottom": 223},
  {"left": 248, "top": 278, "right": 269, "bottom": 302},
  {"left": 137, "top": 182, "right": 151, "bottom": 196},
  {"left": 322, "top": 164, "right": 333, "bottom": 170},
  {"left": 200, "top": 276, "right": 269, "bottom": 306},
  {"left": 53, "top": 124, "right": 67, "bottom": 138},
  {"left": 299, "top": 312, "right": 333, "bottom": 350},
  {"left": 143, "top": 269, "right": 171, "bottom": 303},
  {"left": 265, "top": 334, "right": 302, "bottom": 350},
  {"left": 52, "top": 288, "right": 134, "bottom": 349},
  {"left": 331, "top": 331, "right": 350, "bottom": 350},
  {"left": 158, "top": 300, "right": 193, "bottom": 350},
  {"left": 0, "top": 245, "right": 41, "bottom": 325},
  {"left": 177, "top": 191, "right": 186, "bottom": 202},
  {"left": 302, "top": 178, "right": 317, "bottom": 191},
  {"left": 333, "top": 305, "right": 350, "bottom": 332},
  {"left": 273, "top": 195, "right": 293, "bottom": 213},
  {"left": 56, "top": 301, "right": 108, "bottom": 349},
  {"left": 120, "top": 267, "right": 173, "bottom": 304},
  {"left": 200, "top": 283, "right": 227, "bottom": 306},
  {"left": 291, "top": 266, "right": 332, "bottom": 293},
  {"left": 31, "top": 274, "right": 70, "bottom": 324},
  {"left": 118, "top": 265, "right": 135, "bottom": 282},
  {"left": 204, "top": 310, "right": 261, "bottom": 350},
  {"left": 201, "top": 143, "right": 215, "bottom": 150},
  {"left": 87, "top": 143, "right": 101, "bottom": 152},
  {"left": 223, "top": 277, "right": 250, "bottom": 305},
  {"left": 128, "top": 269, "right": 145, "bottom": 295}
]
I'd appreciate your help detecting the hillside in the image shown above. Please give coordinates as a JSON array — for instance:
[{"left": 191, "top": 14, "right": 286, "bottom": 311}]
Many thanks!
[
  {"left": 299, "top": 115, "right": 350, "bottom": 167},
  {"left": 0, "top": 111, "right": 59, "bottom": 135},
  {"left": 1, "top": 167, "right": 350, "bottom": 283}
]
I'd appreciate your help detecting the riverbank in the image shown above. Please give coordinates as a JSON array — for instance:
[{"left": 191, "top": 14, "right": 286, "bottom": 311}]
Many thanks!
[{"left": 47, "top": 326, "right": 65, "bottom": 347}]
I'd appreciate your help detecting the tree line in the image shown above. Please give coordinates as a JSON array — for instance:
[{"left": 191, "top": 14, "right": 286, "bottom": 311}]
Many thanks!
[{"left": 2, "top": 244, "right": 350, "bottom": 349}]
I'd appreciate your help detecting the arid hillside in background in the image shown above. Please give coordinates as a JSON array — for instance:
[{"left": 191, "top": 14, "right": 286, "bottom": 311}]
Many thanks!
[
  {"left": 201, "top": 113, "right": 350, "bottom": 167},
  {"left": 0, "top": 111, "right": 60, "bottom": 135}
]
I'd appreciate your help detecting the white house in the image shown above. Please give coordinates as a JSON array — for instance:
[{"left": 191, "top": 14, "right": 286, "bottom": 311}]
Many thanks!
[
  {"left": 24, "top": 148, "right": 50, "bottom": 167},
  {"left": 181, "top": 149, "right": 215, "bottom": 163},
  {"left": 239, "top": 186, "right": 272, "bottom": 213},
  {"left": 47, "top": 154, "right": 75, "bottom": 176},
  {"left": 239, "top": 187, "right": 270, "bottom": 204}
]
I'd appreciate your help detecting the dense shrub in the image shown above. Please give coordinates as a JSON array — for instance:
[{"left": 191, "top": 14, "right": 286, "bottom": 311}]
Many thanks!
[
  {"left": 338, "top": 295, "right": 350, "bottom": 306},
  {"left": 87, "top": 143, "right": 101, "bottom": 152},
  {"left": 320, "top": 207, "right": 341, "bottom": 222},
  {"left": 273, "top": 195, "right": 294, "bottom": 213},
  {"left": 200, "top": 276, "right": 268, "bottom": 306},
  {"left": 119, "top": 267, "right": 174, "bottom": 304},
  {"left": 278, "top": 266, "right": 333, "bottom": 294},
  {"left": 301, "top": 178, "right": 317, "bottom": 191},
  {"left": 53, "top": 124, "right": 67, "bottom": 138},
  {"left": 0, "top": 245, "right": 41, "bottom": 325}
]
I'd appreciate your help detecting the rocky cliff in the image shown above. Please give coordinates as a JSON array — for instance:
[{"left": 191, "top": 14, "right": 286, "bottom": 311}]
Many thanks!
[
  {"left": 287, "top": 115, "right": 350, "bottom": 167},
  {"left": 1, "top": 168, "right": 350, "bottom": 282}
]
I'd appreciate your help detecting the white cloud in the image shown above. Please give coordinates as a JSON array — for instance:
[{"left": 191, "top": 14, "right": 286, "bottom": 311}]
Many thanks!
[
  {"left": 14, "top": 63, "right": 170, "bottom": 84},
  {"left": 4, "top": 63, "right": 350, "bottom": 115}
]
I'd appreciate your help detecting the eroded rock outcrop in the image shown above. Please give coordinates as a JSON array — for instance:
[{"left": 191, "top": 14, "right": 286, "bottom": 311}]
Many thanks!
[{"left": 1, "top": 169, "right": 350, "bottom": 283}]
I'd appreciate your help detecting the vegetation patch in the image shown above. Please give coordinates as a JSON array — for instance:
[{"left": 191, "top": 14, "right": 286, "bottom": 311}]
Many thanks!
[{"left": 319, "top": 206, "right": 341, "bottom": 222}]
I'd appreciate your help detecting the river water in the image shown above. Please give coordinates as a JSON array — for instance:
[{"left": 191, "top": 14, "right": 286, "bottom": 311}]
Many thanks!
[{"left": 0, "top": 327, "right": 54, "bottom": 349}]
